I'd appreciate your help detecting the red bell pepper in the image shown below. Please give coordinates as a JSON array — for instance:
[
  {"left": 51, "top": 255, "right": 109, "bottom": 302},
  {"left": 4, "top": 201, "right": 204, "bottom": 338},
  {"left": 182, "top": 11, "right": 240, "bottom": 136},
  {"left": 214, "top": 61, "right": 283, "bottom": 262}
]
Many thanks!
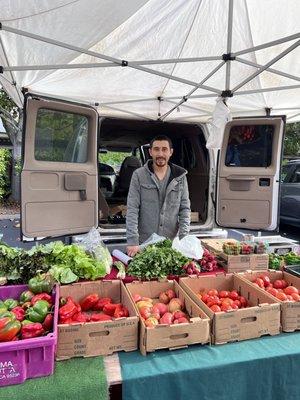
[
  {"left": 114, "top": 305, "right": 129, "bottom": 319},
  {"left": 90, "top": 313, "right": 113, "bottom": 322},
  {"left": 31, "top": 293, "right": 52, "bottom": 306},
  {"left": 72, "top": 312, "right": 89, "bottom": 323},
  {"left": 80, "top": 294, "right": 99, "bottom": 311},
  {"left": 93, "top": 297, "right": 112, "bottom": 311},
  {"left": 42, "top": 314, "right": 53, "bottom": 331},
  {"left": 11, "top": 306, "right": 25, "bottom": 322},
  {"left": 0, "top": 317, "right": 21, "bottom": 342},
  {"left": 59, "top": 297, "right": 77, "bottom": 322},
  {"left": 103, "top": 303, "right": 121, "bottom": 316},
  {"left": 21, "top": 322, "right": 45, "bottom": 339}
]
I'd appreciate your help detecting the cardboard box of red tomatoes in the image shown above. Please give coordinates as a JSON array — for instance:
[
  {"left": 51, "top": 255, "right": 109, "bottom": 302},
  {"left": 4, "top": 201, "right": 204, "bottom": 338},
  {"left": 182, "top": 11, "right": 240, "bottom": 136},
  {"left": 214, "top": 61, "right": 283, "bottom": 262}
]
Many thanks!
[
  {"left": 126, "top": 280, "right": 210, "bottom": 355},
  {"left": 56, "top": 280, "right": 139, "bottom": 360},
  {"left": 236, "top": 270, "right": 300, "bottom": 333},
  {"left": 179, "top": 273, "right": 281, "bottom": 344}
]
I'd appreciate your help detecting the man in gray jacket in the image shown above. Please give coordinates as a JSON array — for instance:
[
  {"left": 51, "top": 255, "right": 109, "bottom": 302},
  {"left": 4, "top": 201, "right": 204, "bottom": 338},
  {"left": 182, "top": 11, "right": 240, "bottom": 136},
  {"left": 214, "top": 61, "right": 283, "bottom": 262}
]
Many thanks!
[{"left": 126, "top": 135, "right": 191, "bottom": 257}]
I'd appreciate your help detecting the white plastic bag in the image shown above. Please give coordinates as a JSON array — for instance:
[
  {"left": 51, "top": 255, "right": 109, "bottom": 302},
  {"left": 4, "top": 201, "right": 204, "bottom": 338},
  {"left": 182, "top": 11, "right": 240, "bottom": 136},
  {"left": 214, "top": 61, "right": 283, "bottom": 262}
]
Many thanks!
[
  {"left": 172, "top": 235, "right": 203, "bottom": 260},
  {"left": 76, "top": 227, "right": 112, "bottom": 274},
  {"left": 206, "top": 98, "right": 232, "bottom": 149},
  {"left": 140, "top": 233, "right": 166, "bottom": 249}
]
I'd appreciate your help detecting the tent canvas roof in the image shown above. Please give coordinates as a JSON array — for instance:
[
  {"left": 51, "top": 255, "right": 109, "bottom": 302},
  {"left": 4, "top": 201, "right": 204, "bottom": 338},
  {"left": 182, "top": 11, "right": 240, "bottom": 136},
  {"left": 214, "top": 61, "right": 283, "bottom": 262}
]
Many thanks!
[{"left": 0, "top": 0, "right": 299, "bottom": 122}]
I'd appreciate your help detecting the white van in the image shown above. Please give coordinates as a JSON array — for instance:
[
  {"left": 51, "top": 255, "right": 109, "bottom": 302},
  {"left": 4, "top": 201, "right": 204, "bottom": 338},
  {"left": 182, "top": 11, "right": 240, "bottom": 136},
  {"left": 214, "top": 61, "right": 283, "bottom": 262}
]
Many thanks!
[{"left": 21, "top": 94, "right": 284, "bottom": 248}]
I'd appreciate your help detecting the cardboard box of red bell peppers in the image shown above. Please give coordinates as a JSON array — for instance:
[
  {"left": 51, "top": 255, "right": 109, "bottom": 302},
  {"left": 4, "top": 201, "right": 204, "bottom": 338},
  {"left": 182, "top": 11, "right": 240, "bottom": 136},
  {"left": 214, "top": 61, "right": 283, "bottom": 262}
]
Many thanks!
[{"left": 56, "top": 280, "right": 139, "bottom": 360}]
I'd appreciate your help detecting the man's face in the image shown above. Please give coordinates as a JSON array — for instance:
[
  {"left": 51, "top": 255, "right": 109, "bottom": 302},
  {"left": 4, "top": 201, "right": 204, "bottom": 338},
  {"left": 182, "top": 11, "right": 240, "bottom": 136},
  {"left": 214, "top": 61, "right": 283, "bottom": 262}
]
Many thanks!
[{"left": 149, "top": 140, "right": 173, "bottom": 168}]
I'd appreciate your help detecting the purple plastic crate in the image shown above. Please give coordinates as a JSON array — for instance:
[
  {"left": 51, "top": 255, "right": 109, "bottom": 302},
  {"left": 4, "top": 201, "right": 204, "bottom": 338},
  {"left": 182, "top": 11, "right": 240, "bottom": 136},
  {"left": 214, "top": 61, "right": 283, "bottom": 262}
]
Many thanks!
[{"left": 0, "top": 284, "right": 59, "bottom": 387}]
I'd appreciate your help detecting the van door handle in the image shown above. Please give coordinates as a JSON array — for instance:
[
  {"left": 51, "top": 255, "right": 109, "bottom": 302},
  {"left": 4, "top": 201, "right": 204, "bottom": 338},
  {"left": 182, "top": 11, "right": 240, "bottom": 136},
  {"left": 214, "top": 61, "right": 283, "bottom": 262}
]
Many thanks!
[
  {"left": 226, "top": 176, "right": 255, "bottom": 181},
  {"left": 79, "top": 190, "right": 87, "bottom": 201},
  {"left": 65, "top": 174, "right": 87, "bottom": 200}
]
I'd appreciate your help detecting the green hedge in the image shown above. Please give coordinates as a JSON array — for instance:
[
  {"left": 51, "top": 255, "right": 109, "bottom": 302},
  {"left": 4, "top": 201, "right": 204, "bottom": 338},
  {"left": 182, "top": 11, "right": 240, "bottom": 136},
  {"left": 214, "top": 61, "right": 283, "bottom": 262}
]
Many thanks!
[{"left": 0, "top": 148, "right": 11, "bottom": 201}]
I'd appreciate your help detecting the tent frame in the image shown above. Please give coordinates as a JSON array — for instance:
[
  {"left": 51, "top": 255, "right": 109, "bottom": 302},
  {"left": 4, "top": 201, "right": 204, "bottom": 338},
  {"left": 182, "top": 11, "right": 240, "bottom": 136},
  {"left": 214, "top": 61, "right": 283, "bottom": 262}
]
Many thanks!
[{"left": 0, "top": 5, "right": 299, "bottom": 120}]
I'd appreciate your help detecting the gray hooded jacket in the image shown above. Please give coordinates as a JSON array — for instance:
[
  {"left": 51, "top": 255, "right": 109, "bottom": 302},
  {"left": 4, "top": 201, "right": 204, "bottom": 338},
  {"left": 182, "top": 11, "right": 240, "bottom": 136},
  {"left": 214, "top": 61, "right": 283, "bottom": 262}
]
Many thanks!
[{"left": 126, "top": 160, "right": 191, "bottom": 245}]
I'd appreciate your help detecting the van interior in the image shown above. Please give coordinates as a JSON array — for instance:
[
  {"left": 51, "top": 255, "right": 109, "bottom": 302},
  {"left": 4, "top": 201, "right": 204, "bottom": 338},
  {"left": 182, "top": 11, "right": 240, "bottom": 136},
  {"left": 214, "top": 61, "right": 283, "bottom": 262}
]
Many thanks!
[{"left": 98, "top": 118, "right": 210, "bottom": 228}]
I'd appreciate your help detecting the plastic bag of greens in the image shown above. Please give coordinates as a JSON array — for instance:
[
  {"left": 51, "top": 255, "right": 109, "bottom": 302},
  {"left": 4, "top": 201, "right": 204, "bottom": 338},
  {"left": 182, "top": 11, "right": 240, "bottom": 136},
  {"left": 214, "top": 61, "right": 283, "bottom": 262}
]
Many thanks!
[{"left": 76, "top": 228, "right": 112, "bottom": 274}]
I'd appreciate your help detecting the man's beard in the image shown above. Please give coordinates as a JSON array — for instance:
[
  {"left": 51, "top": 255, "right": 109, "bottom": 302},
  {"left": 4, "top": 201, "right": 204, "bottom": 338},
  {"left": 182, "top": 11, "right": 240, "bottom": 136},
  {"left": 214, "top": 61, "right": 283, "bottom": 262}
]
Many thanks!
[{"left": 154, "top": 157, "right": 167, "bottom": 167}]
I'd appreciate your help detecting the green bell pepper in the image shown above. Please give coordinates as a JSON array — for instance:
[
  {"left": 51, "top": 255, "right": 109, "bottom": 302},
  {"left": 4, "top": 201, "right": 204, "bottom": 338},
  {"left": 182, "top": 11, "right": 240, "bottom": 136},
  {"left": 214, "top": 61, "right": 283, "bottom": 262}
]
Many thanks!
[
  {"left": 19, "top": 290, "right": 34, "bottom": 304},
  {"left": 4, "top": 298, "right": 19, "bottom": 311},
  {"left": 0, "top": 310, "right": 16, "bottom": 320},
  {"left": 21, "top": 319, "right": 33, "bottom": 326},
  {"left": 28, "top": 274, "right": 53, "bottom": 294},
  {"left": 26, "top": 300, "right": 49, "bottom": 323}
]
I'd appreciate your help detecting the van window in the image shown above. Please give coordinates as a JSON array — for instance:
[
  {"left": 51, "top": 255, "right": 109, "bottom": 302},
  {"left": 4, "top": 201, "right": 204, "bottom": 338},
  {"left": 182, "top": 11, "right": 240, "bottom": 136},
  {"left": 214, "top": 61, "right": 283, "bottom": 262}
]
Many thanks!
[
  {"left": 99, "top": 151, "right": 133, "bottom": 173},
  {"left": 225, "top": 125, "right": 274, "bottom": 167},
  {"left": 34, "top": 108, "right": 88, "bottom": 163}
]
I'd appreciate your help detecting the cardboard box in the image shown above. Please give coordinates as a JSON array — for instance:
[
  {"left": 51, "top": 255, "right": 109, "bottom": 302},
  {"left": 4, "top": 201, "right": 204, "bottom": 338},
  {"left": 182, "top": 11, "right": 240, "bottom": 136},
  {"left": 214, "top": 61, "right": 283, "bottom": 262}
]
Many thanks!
[
  {"left": 237, "top": 270, "right": 300, "bottom": 333},
  {"left": 179, "top": 274, "right": 281, "bottom": 344},
  {"left": 190, "top": 211, "right": 199, "bottom": 222},
  {"left": 56, "top": 280, "right": 139, "bottom": 360},
  {"left": 126, "top": 280, "right": 210, "bottom": 355}
]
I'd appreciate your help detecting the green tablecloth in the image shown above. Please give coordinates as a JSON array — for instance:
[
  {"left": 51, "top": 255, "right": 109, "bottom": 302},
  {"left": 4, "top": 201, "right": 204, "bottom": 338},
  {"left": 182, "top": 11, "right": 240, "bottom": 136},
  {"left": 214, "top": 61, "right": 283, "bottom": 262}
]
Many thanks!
[
  {"left": 119, "top": 332, "right": 300, "bottom": 400},
  {"left": 0, "top": 357, "right": 108, "bottom": 400}
]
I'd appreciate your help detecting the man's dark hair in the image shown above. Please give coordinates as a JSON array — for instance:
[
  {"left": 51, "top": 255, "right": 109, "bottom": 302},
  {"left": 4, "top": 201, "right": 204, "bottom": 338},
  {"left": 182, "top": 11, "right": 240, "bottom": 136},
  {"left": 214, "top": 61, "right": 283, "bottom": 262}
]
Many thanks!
[{"left": 150, "top": 135, "right": 173, "bottom": 149}]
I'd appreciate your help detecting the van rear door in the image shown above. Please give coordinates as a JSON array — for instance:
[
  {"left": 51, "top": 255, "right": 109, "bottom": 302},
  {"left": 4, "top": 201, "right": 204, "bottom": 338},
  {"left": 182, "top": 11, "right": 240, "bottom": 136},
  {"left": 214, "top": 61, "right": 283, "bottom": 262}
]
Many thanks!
[
  {"left": 21, "top": 95, "right": 98, "bottom": 238},
  {"left": 216, "top": 117, "right": 284, "bottom": 230}
]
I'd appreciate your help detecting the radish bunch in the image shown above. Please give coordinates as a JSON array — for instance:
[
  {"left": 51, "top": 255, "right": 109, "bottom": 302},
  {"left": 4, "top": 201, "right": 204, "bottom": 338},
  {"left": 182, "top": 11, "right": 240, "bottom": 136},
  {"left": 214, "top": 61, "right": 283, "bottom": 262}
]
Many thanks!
[{"left": 200, "top": 249, "right": 218, "bottom": 272}]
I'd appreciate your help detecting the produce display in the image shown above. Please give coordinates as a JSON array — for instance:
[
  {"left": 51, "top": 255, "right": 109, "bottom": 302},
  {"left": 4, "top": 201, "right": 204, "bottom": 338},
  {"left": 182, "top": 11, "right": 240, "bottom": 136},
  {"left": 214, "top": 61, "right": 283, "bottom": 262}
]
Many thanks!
[
  {"left": 222, "top": 241, "right": 241, "bottom": 255},
  {"left": 197, "top": 289, "right": 248, "bottom": 312},
  {"left": 132, "top": 289, "right": 191, "bottom": 327},
  {"left": 0, "top": 285, "right": 54, "bottom": 342},
  {"left": 0, "top": 241, "right": 109, "bottom": 285},
  {"left": 222, "top": 240, "right": 268, "bottom": 255},
  {"left": 127, "top": 240, "right": 189, "bottom": 279},
  {"left": 240, "top": 242, "right": 255, "bottom": 255},
  {"left": 58, "top": 293, "right": 129, "bottom": 324},
  {"left": 269, "top": 252, "right": 300, "bottom": 270},
  {"left": 252, "top": 274, "right": 300, "bottom": 302}
]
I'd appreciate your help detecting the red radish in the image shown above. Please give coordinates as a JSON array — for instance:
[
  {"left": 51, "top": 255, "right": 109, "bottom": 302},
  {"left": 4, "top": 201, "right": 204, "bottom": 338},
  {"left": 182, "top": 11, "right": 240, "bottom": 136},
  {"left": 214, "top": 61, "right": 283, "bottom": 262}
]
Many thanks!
[
  {"left": 145, "top": 317, "right": 159, "bottom": 327},
  {"left": 139, "top": 306, "right": 152, "bottom": 320},
  {"left": 168, "top": 298, "right": 183, "bottom": 313},
  {"left": 165, "top": 289, "right": 176, "bottom": 300},
  {"left": 159, "top": 292, "right": 169, "bottom": 304},
  {"left": 152, "top": 303, "right": 168, "bottom": 317},
  {"left": 132, "top": 294, "right": 142, "bottom": 303},
  {"left": 160, "top": 312, "right": 174, "bottom": 324}
]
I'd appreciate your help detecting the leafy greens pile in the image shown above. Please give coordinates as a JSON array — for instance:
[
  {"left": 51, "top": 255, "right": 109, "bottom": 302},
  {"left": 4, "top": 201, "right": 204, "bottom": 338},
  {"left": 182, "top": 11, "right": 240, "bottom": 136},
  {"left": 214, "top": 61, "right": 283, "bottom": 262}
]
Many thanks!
[
  {"left": 127, "top": 239, "right": 189, "bottom": 280},
  {"left": 0, "top": 241, "right": 108, "bottom": 284}
]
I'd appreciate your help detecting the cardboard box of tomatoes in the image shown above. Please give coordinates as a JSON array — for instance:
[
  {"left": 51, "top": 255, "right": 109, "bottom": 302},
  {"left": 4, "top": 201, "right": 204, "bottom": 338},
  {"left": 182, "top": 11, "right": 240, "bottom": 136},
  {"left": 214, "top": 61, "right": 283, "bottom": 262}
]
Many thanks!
[
  {"left": 126, "top": 280, "right": 210, "bottom": 355},
  {"left": 236, "top": 270, "right": 300, "bottom": 333},
  {"left": 179, "top": 273, "right": 281, "bottom": 344},
  {"left": 56, "top": 280, "right": 139, "bottom": 360}
]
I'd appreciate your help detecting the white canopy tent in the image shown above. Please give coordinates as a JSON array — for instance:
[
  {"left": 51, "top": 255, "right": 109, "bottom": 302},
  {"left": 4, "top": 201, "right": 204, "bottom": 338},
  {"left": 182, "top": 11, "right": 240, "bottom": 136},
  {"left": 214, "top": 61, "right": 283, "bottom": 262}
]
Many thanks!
[{"left": 0, "top": 0, "right": 299, "bottom": 122}]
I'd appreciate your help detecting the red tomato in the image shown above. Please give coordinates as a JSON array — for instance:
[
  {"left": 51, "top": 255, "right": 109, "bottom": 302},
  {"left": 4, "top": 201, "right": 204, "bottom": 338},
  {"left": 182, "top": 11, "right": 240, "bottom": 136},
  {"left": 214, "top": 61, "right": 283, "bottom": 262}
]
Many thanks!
[
  {"left": 259, "top": 275, "right": 271, "bottom": 287},
  {"left": 221, "top": 303, "right": 232, "bottom": 312},
  {"left": 231, "top": 304, "right": 239, "bottom": 310},
  {"left": 281, "top": 280, "right": 288, "bottom": 289},
  {"left": 284, "top": 286, "right": 299, "bottom": 295},
  {"left": 291, "top": 293, "right": 300, "bottom": 302},
  {"left": 229, "top": 291, "right": 239, "bottom": 301},
  {"left": 273, "top": 280, "right": 284, "bottom": 289},
  {"left": 207, "top": 296, "right": 221, "bottom": 307},
  {"left": 219, "top": 290, "right": 230, "bottom": 298},
  {"left": 222, "top": 297, "right": 234, "bottom": 306},
  {"left": 201, "top": 294, "right": 210, "bottom": 304},
  {"left": 266, "top": 287, "right": 278, "bottom": 297},
  {"left": 207, "top": 289, "right": 219, "bottom": 297},
  {"left": 276, "top": 292, "right": 288, "bottom": 301},
  {"left": 286, "top": 295, "right": 293, "bottom": 301},
  {"left": 265, "top": 283, "right": 273, "bottom": 290},
  {"left": 254, "top": 278, "right": 265, "bottom": 288},
  {"left": 239, "top": 296, "right": 248, "bottom": 308},
  {"left": 210, "top": 305, "right": 221, "bottom": 313},
  {"left": 233, "top": 300, "right": 241, "bottom": 308}
]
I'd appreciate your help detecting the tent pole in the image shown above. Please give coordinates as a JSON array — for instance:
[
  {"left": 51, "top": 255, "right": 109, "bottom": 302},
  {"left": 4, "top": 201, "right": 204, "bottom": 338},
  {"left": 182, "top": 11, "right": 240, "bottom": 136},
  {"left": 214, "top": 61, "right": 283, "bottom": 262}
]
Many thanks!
[
  {"left": 0, "top": 24, "right": 220, "bottom": 94},
  {"left": 4, "top": 56, "right": 223, "bottom": 72},
  {"left": 225, "top": 0, "right": 234, "bottom": 91},
  {"left": 234, "top": 84, "right": 300, "bottom": 95},
  {"left": 287, "top": 111, "right": 300, "bottom": 120},
  {"left": 99, "top": 104, "right": 154, "bottom": 121},
  {"left": 165, "top": 99, "right": 210, "bottom": 114},
  {"left": 236, "top": 57, "right": 300, "bottom": 83},
  {"left": 232, "top": 39, "right": 300, "bottom": 92},
  {"left": 100, "top": 93, "right": 218, "bottom": 105},
  {"left": 159, "top": 61, "right": 225, "bottom": 120},
  {"left": 232, "top": 32, "right": 300, "bottom": 57}
]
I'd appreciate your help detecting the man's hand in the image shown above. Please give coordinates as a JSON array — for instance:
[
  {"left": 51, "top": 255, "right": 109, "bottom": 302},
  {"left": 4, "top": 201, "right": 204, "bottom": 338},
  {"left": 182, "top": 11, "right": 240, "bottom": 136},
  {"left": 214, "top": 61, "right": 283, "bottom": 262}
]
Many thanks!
[{"left": 127, "top": 245, "right": 140, "bottom": 257}]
